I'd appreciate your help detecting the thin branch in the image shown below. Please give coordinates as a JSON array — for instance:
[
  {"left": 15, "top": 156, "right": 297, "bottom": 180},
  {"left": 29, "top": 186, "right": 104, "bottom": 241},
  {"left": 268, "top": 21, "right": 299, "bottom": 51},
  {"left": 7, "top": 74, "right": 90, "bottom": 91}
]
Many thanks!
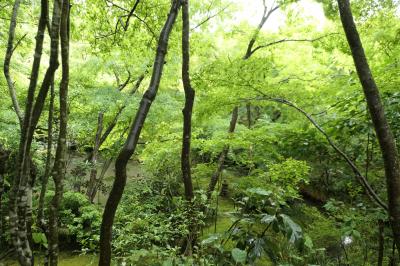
[
  {"left": 249, "top": 33, "right": 339, "bottom": 57},
  {"left": 244, "top": 3, "right": 280, "bottom": 59},
  {"left": 131, "top": 13, "right": 157, "bottom": 38},
  {"left": 117, "top": 70, "right": 131, "bottom": 91},
  {"left": 11, "top": 33, "right": 27, "bottom": 54},
  {"left": 96, "top": 0, "right": 144, "bottom": 41},
  {"left": 251, "top": 90, "right": 387, "bottom": 211},
  {"left": 123, "top": 0, "right": 140, "bottom": 31},
  {"left": 105, "top": 0, "right": 129, "bottom": 12},
  {"left": 3, "top": 0, "right": 23, "bottom": 126},
  {"left": 191, "top": 4, "right": 231, "bottom": 31}
]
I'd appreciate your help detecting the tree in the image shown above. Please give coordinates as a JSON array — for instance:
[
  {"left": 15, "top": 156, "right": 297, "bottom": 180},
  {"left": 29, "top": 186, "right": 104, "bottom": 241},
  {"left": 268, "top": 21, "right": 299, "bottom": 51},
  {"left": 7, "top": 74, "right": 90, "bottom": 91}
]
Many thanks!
[
  {"left": 207, "top": 0, "right": 280, "bottom": 198},
  {"left": 7, "top": 0, "right": 52, "bottom": 264},
  {"left": 337, "top": 0, "right": 400, "bottom": 253},
  {"left": 48, "top": 0, "right": 70, "bottom": 263},
  {"left": 99, "top": 1, "right": 182, "bottom": 265},
  {"left": 181, "top": 0, "right": 195, "bottom": 202}
]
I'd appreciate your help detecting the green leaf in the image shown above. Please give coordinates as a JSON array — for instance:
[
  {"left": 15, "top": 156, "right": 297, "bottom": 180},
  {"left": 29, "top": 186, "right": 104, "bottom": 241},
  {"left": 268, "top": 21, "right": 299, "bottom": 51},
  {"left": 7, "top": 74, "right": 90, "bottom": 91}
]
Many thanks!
[
  {"left": 279, "top": 214, "right": 303, "bottom": 244},
  {"left": 201, "top": 234, "right": 220, "bottom": 245},
  {"left": 231, "top": 248, "right": 247, "bottom": 264},
  {"left": 246, "top": 187, "right": 272, "bottom": 196},
  {"left": 32, "top": 232, "right": 48, "bottom": 248},
  {"left": 304, "top": 234, "right": 313, "bottom": 250},
  {"left": 261, "top": 214, "right": 276, "bottom": 224}
]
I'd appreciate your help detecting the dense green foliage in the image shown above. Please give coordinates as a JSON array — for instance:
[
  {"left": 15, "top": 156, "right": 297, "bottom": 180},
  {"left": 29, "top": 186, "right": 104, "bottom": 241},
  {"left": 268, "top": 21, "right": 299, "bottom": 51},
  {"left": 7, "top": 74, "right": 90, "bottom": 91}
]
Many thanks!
[{"left": 1, "top": 0, "right": 400, "bottom": 265}]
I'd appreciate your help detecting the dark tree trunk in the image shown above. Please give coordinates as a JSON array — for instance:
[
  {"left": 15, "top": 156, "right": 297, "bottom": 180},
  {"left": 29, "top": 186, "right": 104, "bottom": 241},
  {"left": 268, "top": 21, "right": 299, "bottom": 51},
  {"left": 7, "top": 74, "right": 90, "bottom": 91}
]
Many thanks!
[
  {"left": 181, "top": 0, "right": 195, "bottom": 256},
  {"left": 37, "top": 79, "right": 54, "bottom": 231},
  {"left": 97, "top": 73, "right": 145, "bottom": 150},
  {"left": 8, "top": 0, "right": 50, "bottom": 264},
  {"left": 0, "top": 146, "right": 10, "bottom": 248},
  {"left": 338, "top": 0, "right": 400, "bottom": 252},
  {"left": 48, "top": 0, "right": 69, "bottom": 264},
  {"left": 98, "top": 1, "right": 181, "bottom": 265},
  {"left": 207, "top": 107, "right": 238, "bottom": 199},
  {"left": 86, "top": 112, "right": 104, "bottom": 202},
  {"left": 378, "top": 220, "right": 384, "bottom": 266},
  {"left": 246, "top": 102, "right": 251, "bottom": 128},
  {"left": 79, "top": 73, "right": 146, "bottom": 197},
  {"left": 85, "top": 73, "right": 145, "bottom": 162},
  {"left": 181, "top": 0, "right": 194, "bottom": 202}
]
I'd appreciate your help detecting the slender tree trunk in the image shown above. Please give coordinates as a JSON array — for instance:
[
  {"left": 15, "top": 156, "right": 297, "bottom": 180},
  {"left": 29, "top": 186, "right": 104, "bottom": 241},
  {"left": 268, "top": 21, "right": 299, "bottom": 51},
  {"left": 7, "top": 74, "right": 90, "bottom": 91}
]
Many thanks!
[
  {"left": 246, "top": 102, "right": 251, "bottom": 128},
  {"left": 85, "top": 73, "right": 145, "bottom": 162},
  {"left": 181, "top": 0, "right": 195, "bottom": 255},
  {"left": 378, "top": 220, "right": 384, "bottom": 266},
  {"left": 75, "top": 73, "right": 145, "bottom": 196},
  {"left": 0, "top": 146, "right": 9, "bottom": 248},
  {"left": 76, "top": 73, "right": 145, "bottom": 195},
  {"left": 3, "top": 0, "right": 23, "bottom": 125},
  {"left": 338, "top": 0, "right": 400, "bottom": 252},
  {"left": 97, "top": 73, "right": 145, "bottom": 151},
  {"left": 98, "top": 1, "right": 181, "bottom": 265},
  {"left": 181, "top": 0, "right": 194, "bottom": 202},
  {"left": 87, "top": 112, "right": 104, "bottom": 202},
  {"left": 206, "top": 2, "right": 279, "bottom": 197},
  {"left": 207, "top": 107, "right": 238, "bottom": 199},
  {"left": 246, "top": 102, "right": 254, "bottom": 172},
  {"left": 8, "top": 0, "right": 50, "bottom": 264},
  {"left": 38, "top": 79, "right": 55, "bottom": 232},
  {"left": 48, "top": 0, "right": 69, "bottom": 264}
]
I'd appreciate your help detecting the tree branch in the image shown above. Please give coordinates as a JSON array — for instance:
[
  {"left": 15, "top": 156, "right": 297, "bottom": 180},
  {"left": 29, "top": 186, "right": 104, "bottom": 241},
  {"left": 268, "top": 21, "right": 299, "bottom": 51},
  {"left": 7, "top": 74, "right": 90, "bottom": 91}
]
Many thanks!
[
  {"left": 3, "top": 0, "right": 23, "bottom": 126},
  {"left": 244, "top": 3, "right": 280, "bottom": 59},
  {"left": 191, "top": 4, "right": 231, "bottom": 31},
  {"left": 251, "top": 90, "right": 388, "bottom": 211},
  {"left": 249, "top": 33, "right": 339, "bottom": 57},
  {"left": 123, "top": 0, "right": 140, "bottom": 31}
]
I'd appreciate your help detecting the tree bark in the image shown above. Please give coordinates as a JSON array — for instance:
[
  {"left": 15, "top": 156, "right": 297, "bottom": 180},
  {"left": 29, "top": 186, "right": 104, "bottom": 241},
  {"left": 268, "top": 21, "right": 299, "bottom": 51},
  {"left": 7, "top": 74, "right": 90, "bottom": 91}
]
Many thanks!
[
  {"left": 181, "top": 0, "right": 195, "bottom": 256},
  {"left": 0, "top": 146, "right": 9, "bottom": 249},
  {"left": 85, "top": 72, "right": 145, "bottom": 162},
  {"left": 3, "top": 0, "right": 23, "bottom": 125},
  {"left": 38, "top": 79, "right": 54, "bottom": 227},
  {"left": 86, "top": 112, "right": 104, "bottom": 202},
  {"left": 37, "top": 79, "right": 55, "bottom": 266},
  {"left": 378, "top": 220, "right": 384, "bottom": 266},
  {"left": 98, "top": 1, "right": 181, "bottom": 265},
  {"left": 48, "top": 0, "right": 69, "bottom": 264},
  {"left": 181, "top": 0, "right": 194, "bottom": 202},
  {"left": 337, "top": 0, "right": 400, "bottom": 252},
  {"left": 8, "top": 0, "right": 50, "bottom": 264},
  {"left": 207, "top": 107, "right": 238, "bottom": 199}
]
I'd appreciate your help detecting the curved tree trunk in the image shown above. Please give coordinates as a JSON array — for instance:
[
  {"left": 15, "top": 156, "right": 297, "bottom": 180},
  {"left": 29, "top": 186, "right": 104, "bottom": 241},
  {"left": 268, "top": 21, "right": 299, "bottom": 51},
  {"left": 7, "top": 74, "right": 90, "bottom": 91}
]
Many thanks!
[
  {"left": 98, "top": 1, "right": 181, "bottom": 265},
  {"left": 337, "top": 0, "right": 400, "bottom": 253},
  {"left": 181, "top": 0, "right": 195, "bottom": 255}
]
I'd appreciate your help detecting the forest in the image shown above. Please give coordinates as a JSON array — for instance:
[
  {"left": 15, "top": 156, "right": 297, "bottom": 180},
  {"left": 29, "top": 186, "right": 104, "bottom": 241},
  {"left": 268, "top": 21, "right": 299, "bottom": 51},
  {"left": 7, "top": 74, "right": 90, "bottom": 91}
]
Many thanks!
[{"left": 0, "top": 0, "right": 400, "bottom": 265}]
